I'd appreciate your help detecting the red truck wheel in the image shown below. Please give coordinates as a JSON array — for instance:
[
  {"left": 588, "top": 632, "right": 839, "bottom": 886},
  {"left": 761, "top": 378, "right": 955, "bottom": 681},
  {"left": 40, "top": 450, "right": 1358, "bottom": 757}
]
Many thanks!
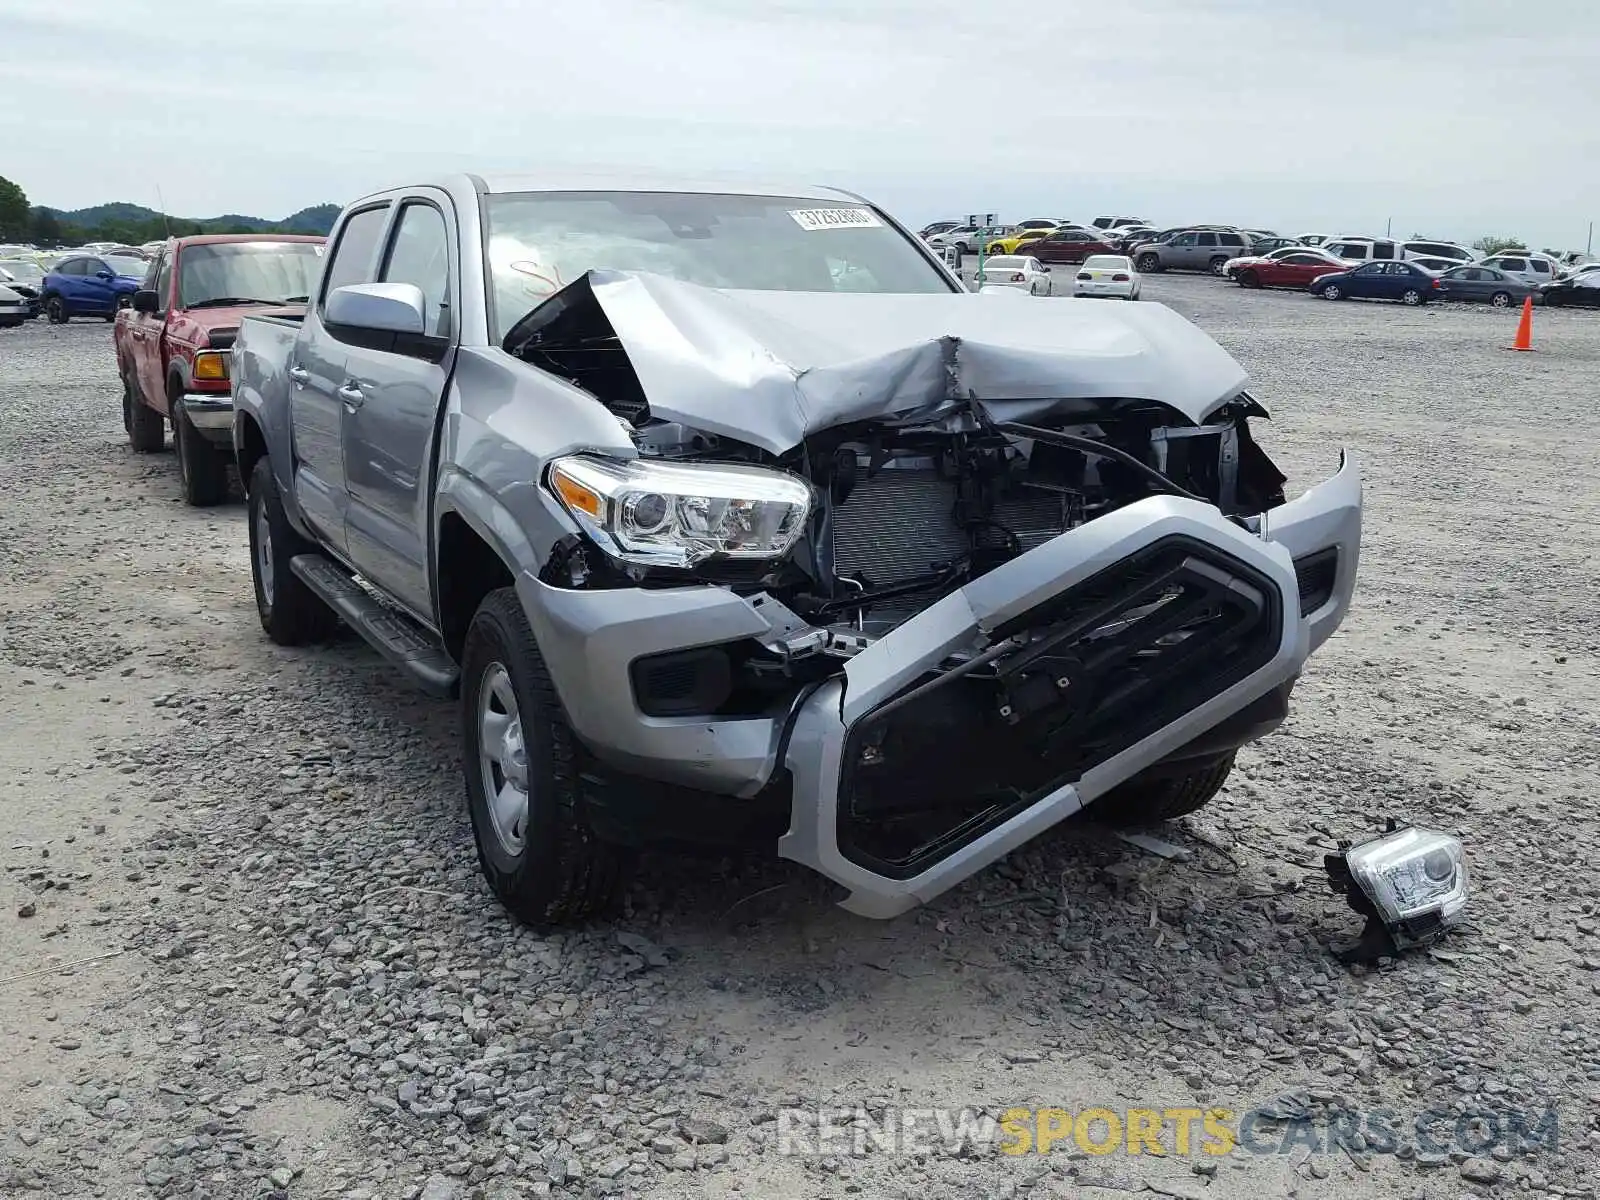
[{"left": 127, "top": 380, "right": 165, "bottom": 452}]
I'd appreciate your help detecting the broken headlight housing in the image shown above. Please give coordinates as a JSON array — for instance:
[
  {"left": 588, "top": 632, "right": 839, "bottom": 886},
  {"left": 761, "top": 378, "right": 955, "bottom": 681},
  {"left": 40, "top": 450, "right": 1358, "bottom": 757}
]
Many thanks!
[
  {"left": 546, "top": 455, "right": 812, "bottom": 569},
  {"left": 1324, "top": 824, "right": 1469, "bottom": 962}
]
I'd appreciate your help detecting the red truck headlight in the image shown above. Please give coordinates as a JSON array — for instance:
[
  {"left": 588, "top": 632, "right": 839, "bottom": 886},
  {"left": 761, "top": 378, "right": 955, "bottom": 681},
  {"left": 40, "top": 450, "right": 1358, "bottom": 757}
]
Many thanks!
[{"left": 193, "top": 350, "right": 230, "bottom": 382}]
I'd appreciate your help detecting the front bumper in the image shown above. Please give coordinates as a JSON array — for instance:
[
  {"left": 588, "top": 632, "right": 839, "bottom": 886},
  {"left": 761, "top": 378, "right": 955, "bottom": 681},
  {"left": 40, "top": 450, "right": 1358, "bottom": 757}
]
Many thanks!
[
  {"left": 521, "top": 454, "right": 1362, "bottom": 917},
  {"left": 177, "top": 393, "right": 235, "bottom": 441},
  {"left": 0, "top": 302, "right": 29, "bottom": 323}
]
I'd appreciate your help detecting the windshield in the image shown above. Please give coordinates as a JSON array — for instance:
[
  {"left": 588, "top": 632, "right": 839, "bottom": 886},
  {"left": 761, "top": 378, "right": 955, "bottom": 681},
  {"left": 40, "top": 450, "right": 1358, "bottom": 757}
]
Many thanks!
[
  {"left": 483, "top": 190, "right": 954, "bottom": 341},
  {"left": 178, "top": 241, "right": 324, "bottom": 307},
  {"left": 0, "top": 260, "right": 44, "bottom": 282},
  {"left": 105, "top": 256, "right": 149, "bottom": 277}
]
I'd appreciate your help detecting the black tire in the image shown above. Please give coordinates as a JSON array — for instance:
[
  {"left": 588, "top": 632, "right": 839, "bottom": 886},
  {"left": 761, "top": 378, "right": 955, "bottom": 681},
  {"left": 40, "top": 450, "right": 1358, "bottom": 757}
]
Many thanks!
[
  {"left": 1400, "top": 288, "right": 1423, "bottom": 306},
  {"left": 1544, "top": 292, "right": 1562, "bottom": 307},
  {"left": 1238, "top": 270, "right": 1261, "bottom": 289},
  {"left": 1320, "top": 284, "right": 1343, "bottom": 301},
  {"left": 247, "top": 456, "right": 339, "bottom": 645},
  {"left": 461, "top": 588, "right": 623, "bottom": 927},
  {"left": 175, "top": 408, "right": 230, "bottom": 507},
  {"left": 1208, "top": 256, "right": 1230, "bottom": 276},
  {"left": 127, "top": 380, "right": 166, "bottom": 452},
  {"left": 1136, "top": 253, "right": 1160, "bottom": 273},
  {"left": 1094, "top": 752, "right": 1236, "bottom": 825},
  {"left": 45, "top": 295, "right": 67, "bottom": 324},
  {"left": 121, "top": 379, "right": 134, "bottom": 434},
  {"left": 1490, "top": 291, "right": 1513, "bottom": 308}
]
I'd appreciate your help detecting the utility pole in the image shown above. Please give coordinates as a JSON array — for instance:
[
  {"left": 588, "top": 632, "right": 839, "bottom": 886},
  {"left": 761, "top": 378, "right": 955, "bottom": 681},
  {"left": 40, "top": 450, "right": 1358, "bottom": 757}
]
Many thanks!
[
  {"left": 1588, "top": 220, "right": 1593, "bottom": 254},
  {"left": 1385, "top": 216, "right": 1392, "bottom": 238}
]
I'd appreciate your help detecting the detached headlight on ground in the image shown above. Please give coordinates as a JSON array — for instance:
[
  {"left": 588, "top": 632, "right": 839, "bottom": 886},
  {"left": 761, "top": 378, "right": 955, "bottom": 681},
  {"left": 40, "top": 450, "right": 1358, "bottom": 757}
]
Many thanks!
[
  {"left": 547, "top": 455, "right": 812, "bottom": 569},
  {"left": 1324, "top": 823, "right": 1469, "bottom": 963}
]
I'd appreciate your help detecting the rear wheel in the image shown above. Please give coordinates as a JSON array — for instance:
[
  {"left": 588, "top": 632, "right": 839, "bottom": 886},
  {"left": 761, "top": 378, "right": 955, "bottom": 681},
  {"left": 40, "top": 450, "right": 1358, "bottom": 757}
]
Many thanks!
[
  {"left": 247, "top": 457, "right": 339, "bottom": 645},
  {"left": 1094, "top": 752, "right": 1236, "bottom": 825},
  {"left": 1400, "top": 288, "right": 1423, "bottom": 306},
  {"left": 45, "top": 295, "right": 67, "bottom": 324},
  {"left": 174, "top": 407, "right": 231, "bottom": 507},
  {"left": 1208, "top": 256, "right": 1230, "bottom": 276},
  {"left": 461, "top": 588, "right": 624, "bottom": 927},
  {"left": 1136, "top": 253, "right": 1160, "bottom": 273},
  {"left": 1490, "top": 291, "right": 1513, "bottom": 308},
  {"left": 127, "top": 380, "right": 166, "bottom": 452}
]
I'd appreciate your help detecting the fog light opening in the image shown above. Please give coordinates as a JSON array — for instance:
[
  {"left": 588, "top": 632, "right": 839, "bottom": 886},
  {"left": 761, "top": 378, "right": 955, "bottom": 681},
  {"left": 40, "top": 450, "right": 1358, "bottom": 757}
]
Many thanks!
[{"left": 1323, "top": 819, "right": 1469, "bottom": 965}]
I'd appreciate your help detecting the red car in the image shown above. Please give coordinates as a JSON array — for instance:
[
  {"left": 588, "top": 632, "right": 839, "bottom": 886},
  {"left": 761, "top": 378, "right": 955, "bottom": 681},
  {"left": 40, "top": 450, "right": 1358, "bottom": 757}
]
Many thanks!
[
  {"left": 1234, "top": 251, "right": 1348, "bottom": 291},
  {"left": 1024, "top": 227, "right": 1119, "bottom": 265},
  {"left": 114, "top": 234, "right": 325, "bottom": 505}
]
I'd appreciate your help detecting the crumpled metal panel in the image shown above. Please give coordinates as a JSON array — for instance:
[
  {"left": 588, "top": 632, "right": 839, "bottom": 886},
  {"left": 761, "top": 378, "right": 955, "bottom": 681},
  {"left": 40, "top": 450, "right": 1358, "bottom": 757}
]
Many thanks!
[{"left": 556, "top": 270, "right": 1252, "bottom": 455}]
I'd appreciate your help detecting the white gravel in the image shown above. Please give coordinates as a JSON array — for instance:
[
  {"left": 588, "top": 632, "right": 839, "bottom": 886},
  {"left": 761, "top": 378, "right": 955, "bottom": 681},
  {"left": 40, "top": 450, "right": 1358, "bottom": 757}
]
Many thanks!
[{"left": 2, "top": 279, "right": 1598, "bottom": 1200}]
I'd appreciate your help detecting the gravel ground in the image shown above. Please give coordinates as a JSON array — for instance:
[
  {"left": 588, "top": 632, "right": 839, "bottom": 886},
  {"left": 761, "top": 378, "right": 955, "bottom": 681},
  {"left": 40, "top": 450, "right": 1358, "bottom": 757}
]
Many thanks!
[{"left": 2, "top": 279, "right": 1598, "bottom": 1200}]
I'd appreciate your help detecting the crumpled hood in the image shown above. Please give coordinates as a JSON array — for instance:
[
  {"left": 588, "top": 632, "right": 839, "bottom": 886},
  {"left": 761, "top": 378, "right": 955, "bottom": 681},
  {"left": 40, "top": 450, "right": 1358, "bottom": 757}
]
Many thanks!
[{"left": 510, "top": 269, "right": 1250, "bottom": 455}]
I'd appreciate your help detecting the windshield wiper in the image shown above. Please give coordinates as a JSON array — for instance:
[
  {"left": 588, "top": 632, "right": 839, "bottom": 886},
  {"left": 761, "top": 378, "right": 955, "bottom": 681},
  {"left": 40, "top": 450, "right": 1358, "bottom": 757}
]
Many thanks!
[{"left": 187, "top": 297, "right": 292, "bottom": 308}]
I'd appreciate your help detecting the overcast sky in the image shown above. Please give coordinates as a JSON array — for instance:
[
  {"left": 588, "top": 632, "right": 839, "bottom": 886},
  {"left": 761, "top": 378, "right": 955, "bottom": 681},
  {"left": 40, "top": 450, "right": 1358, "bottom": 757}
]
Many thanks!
[{"left": 4, "top": 0, "right": 1596, "bottom": 250}]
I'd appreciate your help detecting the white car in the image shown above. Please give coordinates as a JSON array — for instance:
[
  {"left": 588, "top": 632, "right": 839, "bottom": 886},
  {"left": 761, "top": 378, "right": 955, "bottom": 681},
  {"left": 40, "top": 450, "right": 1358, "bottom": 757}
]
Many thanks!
[
  {"left": 1477, "top": 251, "right": 1564, "bottom": 288},
  {"left": 1072, "top": 254, "right": 1141, "bottom": 300},
  {"left": 973, "top": 255, "right": 1052, "bottom": 295},
  {"left": 0, "top": 283, "right": 32, "bottom": 328}
]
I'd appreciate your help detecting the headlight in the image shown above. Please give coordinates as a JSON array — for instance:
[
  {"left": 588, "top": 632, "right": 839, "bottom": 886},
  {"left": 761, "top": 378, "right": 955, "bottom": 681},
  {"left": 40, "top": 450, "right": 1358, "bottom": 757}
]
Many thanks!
[
  {"left": 546, "top": 455, "right": 812, "bottom": 569},
  {"left": 193, "top": 350, "right": 229, "bottom": 382},
  {"left": 1324, "top": 825, "right": 1469, "bottom": 962},
  {"left": 1344, "top": 827, "right": 1468, "bottom": 927}
]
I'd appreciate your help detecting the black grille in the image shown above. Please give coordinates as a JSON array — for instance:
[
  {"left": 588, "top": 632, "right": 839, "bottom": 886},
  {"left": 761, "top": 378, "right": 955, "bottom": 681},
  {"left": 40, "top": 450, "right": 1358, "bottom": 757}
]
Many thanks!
[
  {"left": 629, "top": 648, "right": 732, "bottom": 717},
  {"left": 1292, "top": 547, "right": 1338, "bottom": 615},
  {"left": 837, "top": 536, "right": 1283, "bottom": 878}
]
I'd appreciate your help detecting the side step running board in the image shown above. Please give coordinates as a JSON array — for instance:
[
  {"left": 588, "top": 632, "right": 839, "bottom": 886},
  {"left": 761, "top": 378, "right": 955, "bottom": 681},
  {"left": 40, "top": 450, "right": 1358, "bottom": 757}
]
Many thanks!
[{"left": 290, "top": 554, "right": 460, "bottom": 698}]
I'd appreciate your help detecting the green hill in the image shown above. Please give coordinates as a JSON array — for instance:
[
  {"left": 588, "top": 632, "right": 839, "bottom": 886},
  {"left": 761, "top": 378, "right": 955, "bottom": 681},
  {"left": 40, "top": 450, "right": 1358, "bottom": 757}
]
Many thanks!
[{"left": 32, "top": 200, "right": 342, "bottom": 244}]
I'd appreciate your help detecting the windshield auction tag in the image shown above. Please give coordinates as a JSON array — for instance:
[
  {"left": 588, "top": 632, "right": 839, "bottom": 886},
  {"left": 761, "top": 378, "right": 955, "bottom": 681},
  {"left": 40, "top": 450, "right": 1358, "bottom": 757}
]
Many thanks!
[{"left": 788, "top": 207, "right": 883, "bottom": 231}]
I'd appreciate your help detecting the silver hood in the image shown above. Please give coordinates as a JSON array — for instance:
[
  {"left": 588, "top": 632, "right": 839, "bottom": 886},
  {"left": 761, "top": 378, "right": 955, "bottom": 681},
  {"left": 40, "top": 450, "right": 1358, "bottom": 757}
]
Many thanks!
[{"left": 510, "top": 270, "right": 1251, "bottom": 455}]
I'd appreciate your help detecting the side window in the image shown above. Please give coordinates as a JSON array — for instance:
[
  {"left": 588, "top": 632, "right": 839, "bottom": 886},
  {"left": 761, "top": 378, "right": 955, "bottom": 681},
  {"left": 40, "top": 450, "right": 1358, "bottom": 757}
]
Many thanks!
[
  {"left": 87, "top": 259, "right": 109, "bottom": 277},
  {"left": 1197, "top": 233, "right": 1219, "bottom": 247},
  {"left": 1353, "top": 263, "right": 1383, "bottom": 275},
  {"left": 1221, "top": 234, "right": 1244, "bottom": 247},
  {"left": 1499, "top": 258, "right": 1528, "bottom": 271},
  {"left": 1173, "top": 233, "right": 1197, "bottom": 247},
  {"left": 150, "top": 252, "right": 170, "bottom": 302},
  {"left": 1531, "top": 259, "right": 1552, "bottom": 274},
  {"left": 321, "top": 205, "right": 392, "bottom": 301},
  {"left": 57, "top": 259, "right": 83, "bottom": 277},
  {"left": 381, "top": 202, "right": 452, "bottom": 337}
]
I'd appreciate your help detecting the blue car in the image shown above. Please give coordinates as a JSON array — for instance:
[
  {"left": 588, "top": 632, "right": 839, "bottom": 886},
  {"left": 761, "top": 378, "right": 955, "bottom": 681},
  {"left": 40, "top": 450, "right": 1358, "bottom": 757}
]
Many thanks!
[
  {"left": 40, "top": 253, "right": 150, "bottom": 323},
  {"left": 1308, "top": 260, "right": 1441, "bottom": 306}
]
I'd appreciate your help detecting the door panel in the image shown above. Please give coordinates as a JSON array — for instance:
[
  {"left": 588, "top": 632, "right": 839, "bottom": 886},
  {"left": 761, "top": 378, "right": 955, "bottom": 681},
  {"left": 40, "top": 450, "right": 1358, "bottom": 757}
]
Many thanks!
[
  {"left": 341, "top": 195, "right": 456, "bottom": 620},
  {"left": 288, "top": 319, "right": 352, "bottom": 553}
]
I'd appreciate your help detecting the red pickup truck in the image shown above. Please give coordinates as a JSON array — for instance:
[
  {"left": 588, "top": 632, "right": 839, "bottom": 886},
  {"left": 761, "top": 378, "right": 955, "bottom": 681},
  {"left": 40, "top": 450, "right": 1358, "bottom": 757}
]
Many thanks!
[{"left": 114, "top": 234, "right": 325, "bottom": 505}]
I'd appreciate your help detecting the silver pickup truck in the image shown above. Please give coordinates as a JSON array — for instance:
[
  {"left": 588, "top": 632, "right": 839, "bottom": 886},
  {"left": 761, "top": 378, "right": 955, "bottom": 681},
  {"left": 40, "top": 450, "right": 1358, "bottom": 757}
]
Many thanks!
[{"left": 230, "top": 173, "right": 1362, "bottom": 925}]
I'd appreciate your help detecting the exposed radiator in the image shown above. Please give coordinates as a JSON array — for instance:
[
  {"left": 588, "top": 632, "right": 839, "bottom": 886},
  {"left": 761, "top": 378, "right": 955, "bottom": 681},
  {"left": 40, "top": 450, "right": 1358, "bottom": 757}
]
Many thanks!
[{"left": 830, "top": 469, "right": 1074, "bottom": 587}]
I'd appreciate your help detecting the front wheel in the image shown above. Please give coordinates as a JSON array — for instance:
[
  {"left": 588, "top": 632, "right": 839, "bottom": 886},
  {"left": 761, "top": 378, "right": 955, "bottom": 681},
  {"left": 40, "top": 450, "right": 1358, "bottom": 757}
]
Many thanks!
[
  {"left": 175, "top": 409, "right": 231, "bottom": 506},
  {"left": 1400, "top": 288, "right": 1423, "bottom": 306},
  {"left": 247, "top": 457, "right": 339, "bottom": 645},
  {"left": 1320, "top": 284, "right": 1343, "bottom": 301},
  {"left": 1238, "top": 270, "right": 1261, "bottom": 289},
  {"left": 1093, "top": 752, "right": 1236, "bottom": 825},
  {"left": 461, "top": 589, "right": 623, "bottom": 927},
  {"left": 45, "top": 295, "right": 67, "bottom": 324}
]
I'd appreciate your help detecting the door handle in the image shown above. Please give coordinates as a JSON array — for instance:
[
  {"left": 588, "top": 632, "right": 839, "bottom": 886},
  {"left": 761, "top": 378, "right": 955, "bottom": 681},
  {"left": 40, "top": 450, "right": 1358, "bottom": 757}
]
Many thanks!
[
  {"left": 287, "top": 365, "right": 310, "bottom": 387},
  {"left": 337, "top": 382, "right": 365, "bottom": 408}
]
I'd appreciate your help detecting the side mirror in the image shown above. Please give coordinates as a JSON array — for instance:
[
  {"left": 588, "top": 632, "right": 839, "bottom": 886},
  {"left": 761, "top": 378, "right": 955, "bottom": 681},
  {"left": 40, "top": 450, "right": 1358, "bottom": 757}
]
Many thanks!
[
  {"left": 132, "top": 289, "right": 159, "bottom": 314},
  {"left": 1039, "top": 265, "right": 1051, "bottom": 273},
  {"left": 325, "top": 283, "right": 426, "bottom": 336},
  {"left": 96, "top": 269, "right": 115, "bottom": 280}
]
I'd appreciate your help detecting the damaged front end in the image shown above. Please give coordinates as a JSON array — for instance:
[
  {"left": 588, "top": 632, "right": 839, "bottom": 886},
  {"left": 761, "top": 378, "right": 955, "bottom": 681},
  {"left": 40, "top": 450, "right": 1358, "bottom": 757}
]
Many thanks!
[{"left": 507, "top": 270, "right": 1361, "bottom": 916}]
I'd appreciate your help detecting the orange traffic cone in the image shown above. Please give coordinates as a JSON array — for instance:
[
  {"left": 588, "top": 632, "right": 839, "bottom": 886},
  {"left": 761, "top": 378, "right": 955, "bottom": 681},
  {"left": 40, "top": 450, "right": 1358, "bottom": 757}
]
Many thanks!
[{"left": 1510, "top": 296, "right": 1534, "bottom": 351}]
